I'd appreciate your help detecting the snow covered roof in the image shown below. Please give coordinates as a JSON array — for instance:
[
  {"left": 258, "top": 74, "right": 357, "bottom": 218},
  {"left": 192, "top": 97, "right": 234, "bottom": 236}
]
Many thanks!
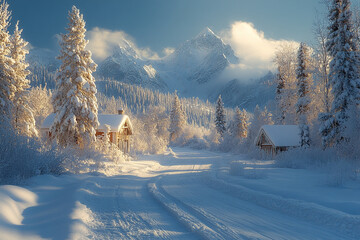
[
  {"left": 256, "top": 125, "right": 300, "bottom": 147},
  {"left": 41, "top": 113, "right": 133, "bottom": 134},
  {"left": 97, "top": 114, "right": 133, "bottom": 133}
]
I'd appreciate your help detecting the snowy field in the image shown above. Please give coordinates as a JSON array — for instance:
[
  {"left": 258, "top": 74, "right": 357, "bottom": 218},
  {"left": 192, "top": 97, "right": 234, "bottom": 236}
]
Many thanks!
[{"left": 0, "top": 147, "right": 359, "bottom": 240}]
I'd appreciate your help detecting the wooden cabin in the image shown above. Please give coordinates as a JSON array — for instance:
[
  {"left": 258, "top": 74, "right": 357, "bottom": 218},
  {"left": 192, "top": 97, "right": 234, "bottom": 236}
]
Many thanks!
[
  {"left": 41, "top": 110, "right": 133, "bottom": 153},
  {"left": 255, "top": 125, "right": 300, "bottom": 155}
]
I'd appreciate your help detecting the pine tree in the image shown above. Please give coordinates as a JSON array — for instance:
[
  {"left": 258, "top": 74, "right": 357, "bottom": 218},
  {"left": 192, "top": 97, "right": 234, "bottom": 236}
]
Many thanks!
[
  {"left": 275, "top": 68, "right": 286, "bottom": 124},
  {"left": 313, "top": 15, "right": 332, "bottom": 114},
  {"left": 215, "top": 95, "right": 226, "bottom": 137},
  {"left": 0, "top": 1, "right": 14, "bottom": 125},
  {"left": 51, "top": 6, "right": 98, "bottom": 148},
  {"left": 231, "top": 107, "right": 242, "bottom": 138},
  {"left": 296, "top": 42, "right": 312, "bottom": 147},
  {"left": 327, "top": 0, "right": 341, "bottom": 57},
  {"left": 10, "top": 21, "right": 37, "bottom": 137},
  {"left": 321, "top": 0, "right": 360, "bottom": 147},
  {"left": 274, "top": 43, "right": 298, "bottom": 124},
  {"left": 238, "top": 108, "right": 250, "bottom": 139},
  {"left": 169, "top": 91, "right": 186, "bottom": 142}
]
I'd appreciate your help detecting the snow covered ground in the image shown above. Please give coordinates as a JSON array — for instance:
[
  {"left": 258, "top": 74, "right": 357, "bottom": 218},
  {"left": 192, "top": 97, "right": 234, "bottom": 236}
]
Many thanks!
[{"left": 0, "top": 147, "right": 359, "bottom": 239}]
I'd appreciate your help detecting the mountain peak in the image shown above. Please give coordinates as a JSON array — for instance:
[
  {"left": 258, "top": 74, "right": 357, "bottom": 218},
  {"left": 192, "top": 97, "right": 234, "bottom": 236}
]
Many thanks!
[
  {"left": 202, "top": 27, "right": 215, "bottom": 35},
  {"left": 196, "top": 27, "right": 217, "bottom": 39},
  {"left": 111, "top": 39, "right": 140, "bottom": 60}
]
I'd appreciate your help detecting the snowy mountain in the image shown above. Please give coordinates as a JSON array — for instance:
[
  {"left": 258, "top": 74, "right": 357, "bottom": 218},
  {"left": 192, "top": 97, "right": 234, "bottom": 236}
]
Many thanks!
[
  {"left": 27, "top": 28, "right": 275, "bottom": 110},
  {"left": 95, "top": 27, "right": 240, "bottom": 98},
  {"left": 96, "top": 40, "right": 167, "bottom": 90},
  {"left": 212, "top": 72, "right": 276, "bottom": 110},
  {"left": 162, "top": 27, "right": 239, "bottom": 84},
  {"left": 26, "top": 48, "right": 60, "bottom": 72},
  {"left": 95, "top": 27, "right": 239, "bottom": 95}
]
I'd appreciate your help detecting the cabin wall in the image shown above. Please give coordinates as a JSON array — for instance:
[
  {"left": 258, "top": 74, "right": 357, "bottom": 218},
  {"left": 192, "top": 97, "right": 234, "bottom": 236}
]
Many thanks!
[
  {"left": 117, "top": 133, "right": 130, "bottom": 154},
  {"left": 42, "top": 128, "right": 132, "bottom": 154}
]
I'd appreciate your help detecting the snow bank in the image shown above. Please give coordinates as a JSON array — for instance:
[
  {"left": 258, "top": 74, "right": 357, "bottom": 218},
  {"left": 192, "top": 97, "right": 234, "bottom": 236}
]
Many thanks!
[
  {"left": 0, "top": 185, "right": 41, "bottom": 240},
  {"left": 204, "top": 174, "right": 360, "bottom": 239},
  {"left": 69, "top": 201, "right": 97, "bottom": 239},
  {"left": 0, "top": 175, "right": 100, "bottom": 240},
  {"left": 0, "top": 185, "right": 37, "bottom": 225}
]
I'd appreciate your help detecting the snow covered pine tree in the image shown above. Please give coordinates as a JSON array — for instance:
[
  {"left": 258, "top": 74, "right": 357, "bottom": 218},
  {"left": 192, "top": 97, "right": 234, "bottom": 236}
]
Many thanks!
[
  {"left": 51, "top": 6, "right": 98, "bottom": 148},
  {"left": 10, "top": 21, "right": 37, "bottom": 137},
  {"left": 0, "top": 1, "right": 15, "bottom": 125},
  {"left": 239, "top": 109, "right": 250, "bottom": 139},
  {"left": 169, "top": 91, "right": 186, "bottom": 142},
  {"left": 275, "top": 67, "right": 286, "bottom": 124},
  {"left": 296, "top": 42, "right": 312, "bottom": 147},
  {"left": 215, "top": 95, "right": 226, "bottom": 137},
  {"left": 274, "top": 43, "right": 298, "bottom": 124},
  {"left": 320, "top": 0, "right": 360, "bottom": 147},
  {"left": 231, "top": 107, "right": 250, "bottom": 140}
]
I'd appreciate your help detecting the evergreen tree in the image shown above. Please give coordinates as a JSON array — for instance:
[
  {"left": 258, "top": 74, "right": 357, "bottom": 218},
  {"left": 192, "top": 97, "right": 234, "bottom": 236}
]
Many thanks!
[
  {"left": 321, "top": 0, "right": 360, "bottom": 147},
  {"left": 274, "top": 43, "right": 298, "bottom": 124},
  {"left": 51, "top": 6, "right": 98, "bottom": 148},
  {"left": 231, "top": 107, "right": 250, "bottom": 140},
  {"left": 0, "top": 1, "right": 14, "bottom": 125},
  {"left": 10, "top": 22, "right": 37, "bottom": 137},
  {"left": 169, "top": 91, "right": 186, "bottom": 142},
  {"left": 215, "top": 95, "right": 226, "bottom": 137},
  {"left": 296, "top": 42, "right": 312, "bottom": 147},
  {"left": 313, "top": 15, "right": 332, "bottom": 114},
  {"left": 275, "top": 68, "right": 286, "bottom": 124},
  {"left": 327, "top": 0, "right": 341, "bottom": 57},
  {"left": 231, "top": 107, "right": 242, "bottom": 138},
  {"left": 238, "top": 108, "right": 250, "bottom": 139}
]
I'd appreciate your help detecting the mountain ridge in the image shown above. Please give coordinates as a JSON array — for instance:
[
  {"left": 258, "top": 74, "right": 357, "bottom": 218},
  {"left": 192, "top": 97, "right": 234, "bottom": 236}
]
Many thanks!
[{"left": 27, "top": 27, "right": 275, "bottom": 110}]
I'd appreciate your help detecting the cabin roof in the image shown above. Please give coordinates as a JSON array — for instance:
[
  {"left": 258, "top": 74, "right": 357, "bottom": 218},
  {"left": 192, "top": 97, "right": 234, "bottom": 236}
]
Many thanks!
[
  {"left": 41, "top": 113, "right": 133, "bottom": 134},
  {"left": 256, "top": 125, "right": 300, "bottom": 147},
  {"left": 97, "top": 114, "right": 133, "bottom": 133}
]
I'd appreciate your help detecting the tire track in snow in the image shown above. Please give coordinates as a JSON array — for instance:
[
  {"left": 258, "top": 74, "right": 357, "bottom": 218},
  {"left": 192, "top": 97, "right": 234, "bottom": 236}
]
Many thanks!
[
  {"left": 148, "top": 177, "right": 251, "bottom": 240},
  {"left": 112, "top": 184, "right": 174, "bottom": 240},
  {"left": 203, "top": 173, "right": 360, "bottom": 239},
  {"left": 80, "top": 177, "right": 192, "bottom": 240}
]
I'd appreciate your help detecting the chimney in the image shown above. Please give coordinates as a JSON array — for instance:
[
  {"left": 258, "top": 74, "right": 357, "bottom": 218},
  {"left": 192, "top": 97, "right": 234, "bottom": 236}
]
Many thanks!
[{"left": 118, "top": 109, "right": 124, "bottom": 115}]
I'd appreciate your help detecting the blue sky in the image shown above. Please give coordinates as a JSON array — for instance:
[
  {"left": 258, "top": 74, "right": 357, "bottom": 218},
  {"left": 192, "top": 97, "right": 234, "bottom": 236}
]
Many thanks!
[{"left": 9, "top": 0, "right": 327, "bottom": 52}]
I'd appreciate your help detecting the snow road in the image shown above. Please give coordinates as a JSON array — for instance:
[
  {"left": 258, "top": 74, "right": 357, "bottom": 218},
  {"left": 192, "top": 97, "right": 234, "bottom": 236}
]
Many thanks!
[{"left": 0, "top": 148, "right": 359, "bottom": 239}]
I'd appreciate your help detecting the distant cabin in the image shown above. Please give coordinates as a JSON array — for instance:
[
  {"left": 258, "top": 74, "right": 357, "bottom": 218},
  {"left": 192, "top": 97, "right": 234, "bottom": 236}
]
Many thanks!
[
  {"left": 41, "top": 110, "right": 133, "bottom": 153},
  {"left": 255, "top": 125, "right": 300, "bottom": 155}
]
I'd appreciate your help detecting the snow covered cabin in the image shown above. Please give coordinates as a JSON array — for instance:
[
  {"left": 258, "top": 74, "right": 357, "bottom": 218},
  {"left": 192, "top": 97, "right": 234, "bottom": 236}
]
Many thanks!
[
  {"left": 255, "top": 125, "right": 301, "bottom": 155},
  {"left": 41, "top": 110, "right": 133, "bottom": 153}
]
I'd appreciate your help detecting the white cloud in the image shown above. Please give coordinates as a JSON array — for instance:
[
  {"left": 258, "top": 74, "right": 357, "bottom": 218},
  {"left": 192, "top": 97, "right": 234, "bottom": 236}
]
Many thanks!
[
  {"left": 162, "top": 47, "right": 175, "bottom": 57},
  {"left": 137, "top": 47, "right": 160, "bottom": 60},
  {"left": 220, "top": 21, "right": 299, "bottom": 80},
  {"left": 86, "top": 27, "right": 172, "bottom": 62},
  {"left": 86, "top": 27, "right": 133, "bottom": 62}
]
